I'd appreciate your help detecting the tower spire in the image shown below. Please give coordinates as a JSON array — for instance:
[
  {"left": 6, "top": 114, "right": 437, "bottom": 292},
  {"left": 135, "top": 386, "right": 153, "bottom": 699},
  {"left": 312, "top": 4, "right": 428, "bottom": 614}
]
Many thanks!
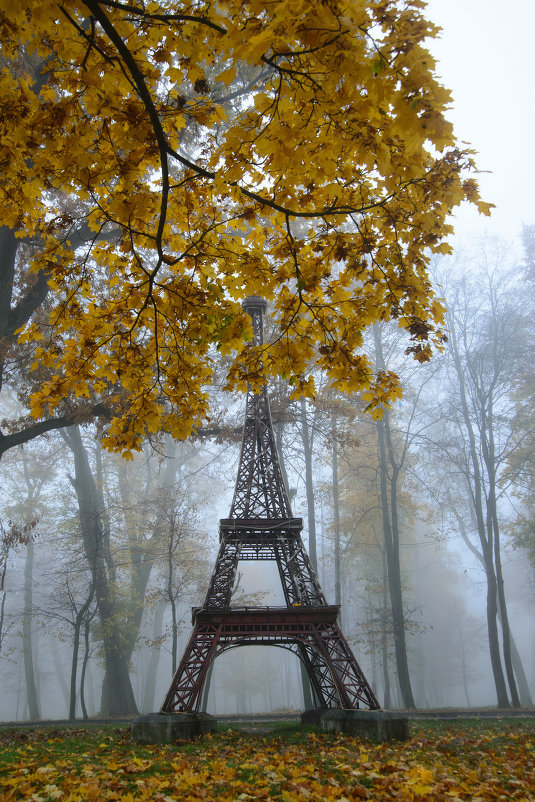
[{"left": 229, "top": 295, "right": 291, "bottom": 520}]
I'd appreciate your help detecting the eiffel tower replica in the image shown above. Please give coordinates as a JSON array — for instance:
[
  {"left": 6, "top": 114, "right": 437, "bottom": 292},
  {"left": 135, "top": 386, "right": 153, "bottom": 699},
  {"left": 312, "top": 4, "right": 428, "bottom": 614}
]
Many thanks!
[{"left": 162, "top": 296, "right": 379, "bottom": 714}]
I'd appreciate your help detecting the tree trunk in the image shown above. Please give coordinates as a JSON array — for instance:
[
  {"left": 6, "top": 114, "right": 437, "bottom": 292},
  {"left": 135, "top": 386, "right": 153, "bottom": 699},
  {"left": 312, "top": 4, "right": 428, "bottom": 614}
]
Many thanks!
[
  {"left": 376, "top": 412, "right": 415, "bottom": 709},
  {"left": 141, "top": 601, "right": 166, "bottom": 713},
  {"left": 455, "top": 506, "right": 531, "bottom": 706},
  {"left": 491, "top": 505, "right": 520, "bottom": 706},
  {"left": 0, "top": 585, "right": 6, "bottom": 656},
  {"left": 482, "top": 555, "right": 510, "bottom": 707},
  {"left": 508, "top": 629, "right": 533, "bottom": 706},
  {"left": 449, "top": 322, "right": 510, "bottom": 707},
  {"left": 299, "top": 397, "right": 317, "bottom": 569},
  {"left": 170, "top": 591, "right": 178, "bottom": 676},
  {"left": 80, "top": 616, "right": 92, "bottom": 720},
  {"left": 331, "top": 413, "right": 341, "bottom": 607},
  {"left": 23, "top": 540, "right": 40, "bottom": 720},
  {"left": 50, "top": 642, "right": 70, "bottom": 712},
  {"left": 372, "top": 326, "right": 415, "bottom": 709},
  {"left": 69, "top": 616, "right": 82, "bottom": 720},
  {"left": 69, "top": 584, "right": 95, "bottom": 719},
  {"left": 482, "top": 404, "right": 520, "bottom": 707},
  {"left": 201, "top": 662, "right": 214, "bottom": 713},
  {"left": 381, "top": 549, "right": 392, "bottom": 709},
  {"left": 63, "top": 425, "right": 138, "bottom": 715},
  {"left": 116, "top": 455, "right": 154, "bottom": 662},
  {"left": 297, "top": 398, "right": 317, "bottom": 708},
  {"left": 458, "top": 624, "right": 471, "bottom": 708},
  {"left": 0, "top": 226, "right": 21, "bottom": 396}
]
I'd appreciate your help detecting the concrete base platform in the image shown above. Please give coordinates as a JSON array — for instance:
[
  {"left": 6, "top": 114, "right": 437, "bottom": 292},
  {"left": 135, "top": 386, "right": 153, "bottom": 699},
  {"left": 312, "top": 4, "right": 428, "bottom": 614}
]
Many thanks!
[
  {"left": 301, "top": 708, "right": 328, "bottom": 727},
  {"left": 131, "top": 712, "right": 218, "bottom": 744},
  {"left": 302, "top": 709, "right": 409, "bottom": 742}
]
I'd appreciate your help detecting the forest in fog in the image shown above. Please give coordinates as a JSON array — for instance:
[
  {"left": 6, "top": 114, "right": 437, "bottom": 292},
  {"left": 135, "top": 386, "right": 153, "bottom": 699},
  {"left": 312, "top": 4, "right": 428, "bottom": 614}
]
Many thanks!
[{"left": 1, "top": 229, "right": 534, "bottom": 722}]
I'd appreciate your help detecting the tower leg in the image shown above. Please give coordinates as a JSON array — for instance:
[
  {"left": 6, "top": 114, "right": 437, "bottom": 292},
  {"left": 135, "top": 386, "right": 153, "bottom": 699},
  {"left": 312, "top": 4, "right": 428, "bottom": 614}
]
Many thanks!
[
  {"left": 295, "top": 642, "right": 335, "bottom": 707},
  {"left": 311, "top": 624, "right": 380, "bottom": 709},
  {"left": 275, "top": 538, "right": 326, "bottom": 606},
  {"left": 204, "top": 541, "right": 241, "bottom": 608},
  {"left": 162, "top": 624, "right": 222, "bottom": 713}
]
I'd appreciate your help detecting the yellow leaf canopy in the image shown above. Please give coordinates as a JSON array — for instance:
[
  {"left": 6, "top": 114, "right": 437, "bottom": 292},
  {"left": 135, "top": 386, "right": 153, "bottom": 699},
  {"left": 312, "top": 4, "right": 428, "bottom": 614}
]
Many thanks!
[{"left": 0, "top": 0, "right": 490, "bottom": 454}]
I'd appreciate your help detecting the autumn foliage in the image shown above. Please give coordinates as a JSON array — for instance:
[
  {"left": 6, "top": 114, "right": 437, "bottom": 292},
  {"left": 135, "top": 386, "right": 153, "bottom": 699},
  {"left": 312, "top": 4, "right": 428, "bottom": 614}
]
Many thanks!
[
  {"left": 0, "top": 0, "right": 491, "bottom": 455},
  {"left": 1, "top": 721, "right": 534, "bottom": 800}
]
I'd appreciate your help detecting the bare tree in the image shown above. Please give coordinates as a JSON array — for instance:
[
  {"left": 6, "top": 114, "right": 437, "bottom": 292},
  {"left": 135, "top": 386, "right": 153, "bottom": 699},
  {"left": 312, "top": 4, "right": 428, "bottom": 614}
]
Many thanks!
[{"left": 433, "top": 251, "right": 529, "bottom": 707}]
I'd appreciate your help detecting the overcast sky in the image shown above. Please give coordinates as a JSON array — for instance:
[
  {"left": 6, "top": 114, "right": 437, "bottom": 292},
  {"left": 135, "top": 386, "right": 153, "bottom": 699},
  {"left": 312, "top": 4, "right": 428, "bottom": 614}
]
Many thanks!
[{"left": 424, "top": 0, "right": 534, "bottom": 246}]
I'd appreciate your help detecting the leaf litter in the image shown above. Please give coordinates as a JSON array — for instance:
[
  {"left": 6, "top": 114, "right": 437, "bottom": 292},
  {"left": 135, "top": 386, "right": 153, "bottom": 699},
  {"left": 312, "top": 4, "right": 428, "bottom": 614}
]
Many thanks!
[{"left": 0, "top": 720, "right": 533, "bottom": 800}]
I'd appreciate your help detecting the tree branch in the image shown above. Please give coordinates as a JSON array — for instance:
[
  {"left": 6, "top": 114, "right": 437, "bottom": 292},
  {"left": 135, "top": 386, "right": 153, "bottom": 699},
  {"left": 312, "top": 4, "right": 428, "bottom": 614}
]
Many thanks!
[{"left": 0, "top": 404, "right": 111, "bottom": 459}]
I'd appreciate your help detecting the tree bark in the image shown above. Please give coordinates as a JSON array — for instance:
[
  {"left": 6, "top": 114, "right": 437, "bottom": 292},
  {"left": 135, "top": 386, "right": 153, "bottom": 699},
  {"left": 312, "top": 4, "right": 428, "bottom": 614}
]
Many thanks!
[
  {"left": 274, "top": 402, "right": 314, "bottom": 709},
  {"left": 63, "top": 425, "right": 138, "bottom": 715},
  {"left": 50, "top": 641, "right": 70, "bottom": 711},
  {"left": 373, "top": 327, "right": 415, "bottom": 709},
  {"left": 80, "top": 616, "right": 92, "bottom": 720},
  {"left": 449, "top": 320, "right": 510, "bottom": 707},
  {"left": 69, "top": 584, "right": 95, "bottom": 719},
  {"left": 381, "top": 549, "right": 392, "bottom": 709},
  {"left": 376, "top": 414, "right": 415, "bottom": 708},
  {"left": 458, "top": 624, "right": 471, "bottom": 708},
  {"left": 0, "top": 213, "right": 117, "bottom": 461},
  {"left": 299, "top": 397, "right": 317, "bottom": 570},
  {"left": 141, "top": 601, "right": 166, "bottom": 713},
  {"left": 454, "top": 504, "right": 531, "bottom": 705},
  {"left": 23, "top": 540, "right": 40, "bottom": 720},
  {"left": 331, "top": 413, "right": 341, "bottom": 607},
  {"left": 480, "top": 394, "right": 520, "bottom": 706}
]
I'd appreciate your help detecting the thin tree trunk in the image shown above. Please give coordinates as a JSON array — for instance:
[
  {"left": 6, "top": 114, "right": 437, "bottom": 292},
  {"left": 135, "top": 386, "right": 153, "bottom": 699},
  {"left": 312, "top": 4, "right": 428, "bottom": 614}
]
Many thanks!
[
  {"left": 449, "top": 321, "right": 510, "bottom": 708},
  {"left": 376, "top": 415, "right": 415, "bottom": 709},
  {"left": 508, "top": 631, "right": 532, "bottom": 706},
  {"left": 169, "top": 564, "right": 179, "bottom": 675},
  {"left": 491, "top": 504, "right": 520, "bottom": 706},
  {"left": 142, "top": 601, "right": 166, "bottom": 713},
  {"left": 201, "top": 662, "right": 214, "bottom": 713},
  {"left": 69, "top": 584, "right": 95, "bottom": 719},
  {"left": 116, "top": 456, "right": 154, "bottom": 663},
  {"left": 274, "top": 416, "right": 291, "bottom": 501},
  {"left": 331, "top": 413, "right": 341, "bottom": 607},
  {"left": 69, "top": 617, "right": 82, "bottom": 720},
  {"left": 80, "top": 615, "right": 92, "bottom": 720},
  {"left": 381, "top": 550, "right": 391, "bottom": 709},
  {"left": 0, "top": 586, "right": 6, "bottom": 656},
  {"left": 23, "top": 540, "right": 40, "bottom": 720},
  {"left": 299, "top": 397, "right": 317, "bottom": 569},
  {"left": 454, "top": 505, "right": 529, "bottom": 704},
  {"left": 373, "top": 326, "right": 415, "bottom": 709},
  {"left": 482, "top": 404, "right": 520, "bottom": 707},
  {"left": 298, "top": 398, "right": 316, "bottom": 709},
  {"left": 458, "top": 624, "right": 471, "bottom": 708},
  {"left": 51, "top": 642, "right": 70, "bottom": 711}
]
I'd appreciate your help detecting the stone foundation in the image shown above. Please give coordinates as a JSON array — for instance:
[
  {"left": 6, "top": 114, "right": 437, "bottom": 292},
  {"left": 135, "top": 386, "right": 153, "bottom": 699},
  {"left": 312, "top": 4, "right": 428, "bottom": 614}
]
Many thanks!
[
  {"left": 131, "top": 712, "right": 218, "bottom": 744},
  {"left": 301, "top": 708, "right": 328, "bottom": 727},
  {"left": 302, "top": 709, "right": 409, "bottom": 742}
]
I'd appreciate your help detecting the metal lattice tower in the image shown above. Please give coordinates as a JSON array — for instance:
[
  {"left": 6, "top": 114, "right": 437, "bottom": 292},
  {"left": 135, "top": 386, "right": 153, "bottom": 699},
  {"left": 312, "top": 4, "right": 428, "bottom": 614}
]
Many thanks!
[{"left": 162, "top": 296, "right": 379, "bottom": 714}]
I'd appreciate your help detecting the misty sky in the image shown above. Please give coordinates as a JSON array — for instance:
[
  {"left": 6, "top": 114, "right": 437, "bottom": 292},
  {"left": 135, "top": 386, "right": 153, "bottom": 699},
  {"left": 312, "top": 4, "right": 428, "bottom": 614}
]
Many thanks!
[{"left": 425, "top": 0, "right": 534, "bottom": 244}]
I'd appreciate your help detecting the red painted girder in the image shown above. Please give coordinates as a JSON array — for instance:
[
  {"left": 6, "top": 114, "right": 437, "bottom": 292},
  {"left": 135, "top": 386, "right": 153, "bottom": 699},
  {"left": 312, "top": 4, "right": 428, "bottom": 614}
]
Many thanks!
[
  {"left": 219, "top": 517, "right": 303, "bottom": 531},
  {"left": 193, "top": 605, "right": 341, "bottom": 626}
]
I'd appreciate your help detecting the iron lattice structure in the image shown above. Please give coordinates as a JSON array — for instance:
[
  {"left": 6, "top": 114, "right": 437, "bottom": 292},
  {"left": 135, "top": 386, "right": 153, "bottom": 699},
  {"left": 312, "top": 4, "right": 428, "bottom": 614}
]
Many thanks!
[{"left": 162, "top": 296, "right": 379, "bottom": 713}]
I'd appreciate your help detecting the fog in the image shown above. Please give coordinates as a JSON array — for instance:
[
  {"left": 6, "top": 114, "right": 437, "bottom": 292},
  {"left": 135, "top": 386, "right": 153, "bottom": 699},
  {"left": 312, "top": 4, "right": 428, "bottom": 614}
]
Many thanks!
[{"left": 1, "top": 241, "right": 535, "bottom": 720}]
